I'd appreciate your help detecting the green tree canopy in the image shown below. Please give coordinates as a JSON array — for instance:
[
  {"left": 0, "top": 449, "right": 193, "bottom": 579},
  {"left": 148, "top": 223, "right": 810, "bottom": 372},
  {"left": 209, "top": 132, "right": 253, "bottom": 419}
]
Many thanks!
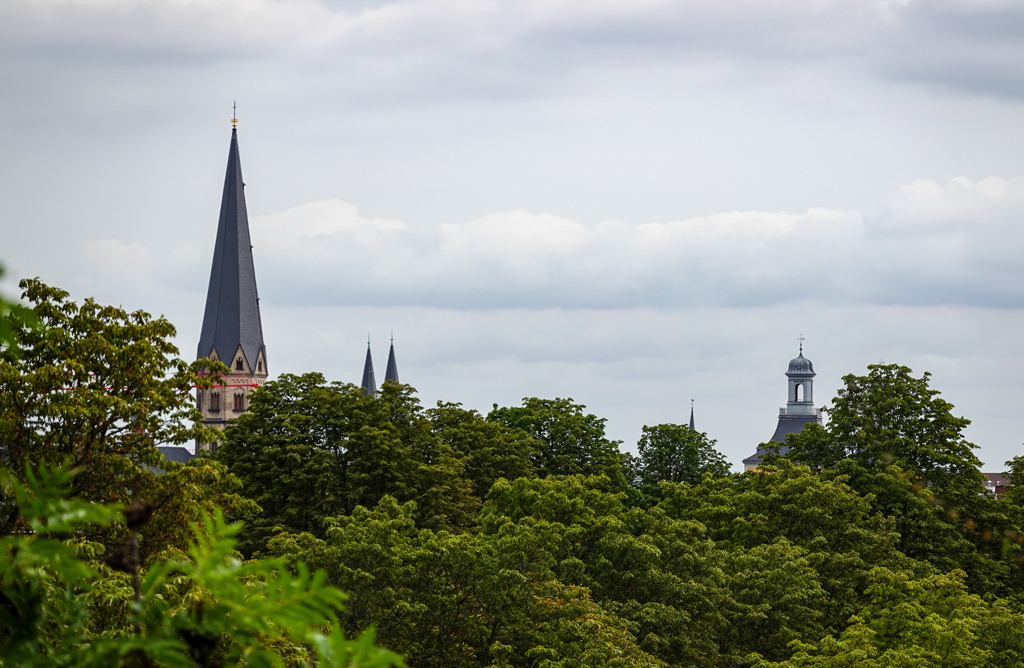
[
  {"left": 630, "top": 423, "right": 730, "bottom": 503},
  {"left": 426, "top": 402, "right": 538, "bottom": 498},
  {"left": 780, "top": 364, "right": 985, "bottom": 498},
  {"left": 218, "top": 374, "right": 480, "bottom": 555},
  {"left": 0, "top": 461, "right": 402, "bottom": 667},
  {"left": 0, "top": 278, "right": 253, "bottom": 560},
  {"left": 488, "top": 397, "right": 627, "bottom": 487},
  {"left": 772, "top": 365, "right": 1019, "bottom": 598}
]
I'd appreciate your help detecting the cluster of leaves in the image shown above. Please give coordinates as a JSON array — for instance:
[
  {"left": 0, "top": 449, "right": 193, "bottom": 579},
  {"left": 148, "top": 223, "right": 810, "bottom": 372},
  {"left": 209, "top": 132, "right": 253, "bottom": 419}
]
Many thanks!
[
  {"left": 0, "top": 461, "right": 402, "bottom": 667},
  {"left": 0, "top": 279, "right": 257, "bottom": 559},
  {"left": 771, "top": 364, "right": 1024, "bottom": 598},
  {"left": 0, "top": 278, "right": 400, "bottom": 666},
  {"left": 218, "top": 376, "right": 729, "bottom": 557},
  {"left": 215, "top": 377, "right": 542, "bottom": 554}
]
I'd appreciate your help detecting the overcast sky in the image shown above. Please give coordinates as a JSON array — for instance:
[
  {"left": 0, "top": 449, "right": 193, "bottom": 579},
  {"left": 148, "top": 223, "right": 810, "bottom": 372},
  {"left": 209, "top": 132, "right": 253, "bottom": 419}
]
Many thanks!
[{"left": 3, "top": 0, "right": 1024, "bottom": 469}]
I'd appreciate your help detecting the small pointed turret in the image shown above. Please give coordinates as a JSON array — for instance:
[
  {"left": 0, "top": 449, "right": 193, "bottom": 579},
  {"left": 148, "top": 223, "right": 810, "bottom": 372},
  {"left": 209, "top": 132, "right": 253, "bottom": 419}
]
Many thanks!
[
  {"left": 689, "top": 400, "right": 695, "bottom": 430},
  {"left": 384, "top": 335, "right": 399, "bottom": 384},
  {"left": 361, "top": 338, "right": 376, "bottom": 397}
]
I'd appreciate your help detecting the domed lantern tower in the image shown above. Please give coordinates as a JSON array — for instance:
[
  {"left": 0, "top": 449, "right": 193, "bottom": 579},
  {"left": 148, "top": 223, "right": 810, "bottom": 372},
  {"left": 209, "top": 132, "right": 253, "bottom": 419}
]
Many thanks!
[{"left": 743, "top": 339, "right": 823, "bottom": 470}]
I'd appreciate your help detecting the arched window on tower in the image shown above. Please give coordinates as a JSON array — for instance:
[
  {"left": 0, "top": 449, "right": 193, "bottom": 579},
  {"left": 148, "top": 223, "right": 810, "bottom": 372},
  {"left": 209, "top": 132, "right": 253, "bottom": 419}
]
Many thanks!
[
  {"left": 233, "top": 393, "right": 245, "bottom": 412},
  {"left": 210, "top": 393, "right": 221, "bottom": 412},
  {"left": 794, "top": 383, "right": 803, "bottom": 402},
  {"left": 257, "top": 360, "right": 263, "bottom": 372},
  {"left": 236, "top": 357, "right": 244, "bottom": 371}
]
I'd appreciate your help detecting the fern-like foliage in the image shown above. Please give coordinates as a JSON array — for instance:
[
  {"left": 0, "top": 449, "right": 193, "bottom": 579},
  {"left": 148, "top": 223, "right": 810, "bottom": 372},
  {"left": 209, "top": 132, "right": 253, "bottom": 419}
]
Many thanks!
[{"left": 0, "top": 461, "right": 404, "bottom": 668}]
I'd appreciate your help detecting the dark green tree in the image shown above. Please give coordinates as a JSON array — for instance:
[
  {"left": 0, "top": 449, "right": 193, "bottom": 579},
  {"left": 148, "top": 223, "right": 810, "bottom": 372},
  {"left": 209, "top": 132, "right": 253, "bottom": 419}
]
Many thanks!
[
  {"left": 768, "top": 567, "right": 1024, "bottom": 668},
  {"left": 658, "top": 461, "right": 911, "bottom": 640},
  {"left": 488, "top": 397, "right": 627, "bottom": 487},
  {"left": 774, "top": 365, "right": 1021, "bottom": 597},
  {"left": 0, "top": 461, "right": 402, "bottom": 667},
  {"left": 427, "top": 402, "right": 538, "bottom": 498},
  {"left": 630, "top": 423, "right": 730, "bottom": 503},
  {"left": 219, "top": 374, "right": 479, "bottom": 555},
  {"left": 0, "top": 279, "right": 252, "bottom": 560},
  {"left": 781, "top": 364, "right": 985, "bottom": 498}
]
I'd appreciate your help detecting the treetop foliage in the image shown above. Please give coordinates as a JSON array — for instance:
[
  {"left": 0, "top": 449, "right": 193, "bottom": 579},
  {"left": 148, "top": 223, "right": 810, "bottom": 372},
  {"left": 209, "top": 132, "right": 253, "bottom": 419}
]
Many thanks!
[
  {"left": 5, "top": 275, "right": 1024, "bottom": 667},
  {"left": 780, "top": 364, "right": 984, "bottom": 496}
]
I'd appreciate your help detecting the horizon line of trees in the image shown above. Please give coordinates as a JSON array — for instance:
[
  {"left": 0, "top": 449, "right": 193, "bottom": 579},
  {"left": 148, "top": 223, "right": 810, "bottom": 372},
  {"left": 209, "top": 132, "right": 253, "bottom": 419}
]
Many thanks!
[{"left": 4, "top": 276, "right": 1024, "bottom": 666}]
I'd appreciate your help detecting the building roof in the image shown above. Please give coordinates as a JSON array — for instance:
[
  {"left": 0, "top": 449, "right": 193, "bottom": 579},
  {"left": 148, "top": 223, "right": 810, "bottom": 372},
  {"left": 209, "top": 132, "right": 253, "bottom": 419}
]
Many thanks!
[
  {"left": 787, "top": 352, "right": 815, "bottom": 376},
  {"left": 384, "top": 340, "right": 399, "bottom": 384},
  {"left": 743, "top": 442, "right": 786, "bottom": 466},
  {"left": 361, "top": 344, "right": 376, "bottom": 396},
  {"left": 983, "top": 472, "right": 1011, "bottom": 488},
  {"left": 770, "top": 414, "right": 819, "bottom": 443},
  {"left": 197, "top": 128, "right": 266, "bottom": 370},
  {"left": 156, "top": 446, "right": 194, "bottom": 464}
]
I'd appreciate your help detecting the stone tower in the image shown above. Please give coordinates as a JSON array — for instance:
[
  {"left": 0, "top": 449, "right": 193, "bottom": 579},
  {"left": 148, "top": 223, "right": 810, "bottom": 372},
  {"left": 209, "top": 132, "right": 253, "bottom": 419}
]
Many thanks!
[
  {"left": 743, "top": 342, "right": 823, "bottom": 470},
  {"left": 195, "top": 122, "right": 268, "bottom": 450}
]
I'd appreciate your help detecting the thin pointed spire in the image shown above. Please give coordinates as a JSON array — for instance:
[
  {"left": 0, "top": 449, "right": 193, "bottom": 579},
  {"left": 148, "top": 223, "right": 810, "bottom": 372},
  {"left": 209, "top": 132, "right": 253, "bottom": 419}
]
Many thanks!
[
  {"left": 197, "top": 124, "right": 266, "bottom": 371},
  {"left": 384, "top": 333, "right": 399, "bottom": 385},
  {"left": 689, "top": 399, "right": 695, "bottom": 430},
  {"left": 361, "top": 337, "right": 376, "bottom": 397}
]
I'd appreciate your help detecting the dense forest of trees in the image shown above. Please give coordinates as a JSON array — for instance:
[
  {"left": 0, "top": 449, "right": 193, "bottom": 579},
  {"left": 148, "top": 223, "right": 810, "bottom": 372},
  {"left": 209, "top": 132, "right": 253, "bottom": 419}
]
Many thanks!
[{"left": 4, "top": 279, "right": 1024, "bottom": 666}]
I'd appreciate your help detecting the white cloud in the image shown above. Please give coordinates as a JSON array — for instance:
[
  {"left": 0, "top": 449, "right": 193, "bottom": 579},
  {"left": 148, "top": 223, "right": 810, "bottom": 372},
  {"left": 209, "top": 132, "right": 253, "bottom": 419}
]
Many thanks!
[{"left": 250, "top": 175, "right": 1024, "bottom": 309}]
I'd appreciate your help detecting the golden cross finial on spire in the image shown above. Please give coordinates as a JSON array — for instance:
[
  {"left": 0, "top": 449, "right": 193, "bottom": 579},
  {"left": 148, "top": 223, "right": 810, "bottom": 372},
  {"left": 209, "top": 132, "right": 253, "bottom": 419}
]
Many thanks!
[
  {"left": 798, "top": 333, "right": 805, "bottom": 354},
  {"left": 232, "top": 101, "right": 238, "bottom": 128}
]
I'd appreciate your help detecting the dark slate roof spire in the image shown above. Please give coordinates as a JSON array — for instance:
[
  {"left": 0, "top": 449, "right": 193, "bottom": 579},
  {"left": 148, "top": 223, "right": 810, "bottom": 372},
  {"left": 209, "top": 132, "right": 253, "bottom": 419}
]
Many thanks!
[
  {"left": 197, "top": 125, "right": 266, "bottom": 369},
  {"left": 689, "top": 399, "right": 695, "bottom": 430},
  {"left": 361, "top": 337, "right": 376, "bottom": 397},
  {"left": 384, "top": 333, "right": 399, "bottom": 384}
]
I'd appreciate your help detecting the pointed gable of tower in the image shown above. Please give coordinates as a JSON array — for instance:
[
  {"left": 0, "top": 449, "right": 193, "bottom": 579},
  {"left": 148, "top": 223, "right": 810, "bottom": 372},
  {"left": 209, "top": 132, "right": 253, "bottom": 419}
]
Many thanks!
[
  {"left": 384, "top": 337, "right": 399, "bottom": 385},
  {"left": 361, "top": 342, "right": 376, "bottom": 397},
  {"left": 197, "top": 127, "right": 266, "bottom": 371}
]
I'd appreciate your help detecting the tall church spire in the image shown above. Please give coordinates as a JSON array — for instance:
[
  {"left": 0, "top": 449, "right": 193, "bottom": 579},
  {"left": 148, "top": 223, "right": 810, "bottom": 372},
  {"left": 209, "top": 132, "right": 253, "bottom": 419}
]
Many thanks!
[
  {"left": 197, "top": 126, "right": 266, "bottom": 370},
  {"left": 689, "top": 400, "right": 695, "bottom": 430},
  {"left": 196, "top": 122, "right": 268, "bottom": 450},
  {"left": 384, "top": 334, "right": 399, "bottom": 385},
  {"left": 361, "top": 338, "right": 376, "bottom": 397}
]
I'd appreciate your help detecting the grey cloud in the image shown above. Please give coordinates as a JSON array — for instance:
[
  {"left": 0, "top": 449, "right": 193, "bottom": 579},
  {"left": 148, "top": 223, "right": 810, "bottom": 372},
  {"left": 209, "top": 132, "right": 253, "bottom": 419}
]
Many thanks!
[
  {"left": 6, "top": 0, "right": 1024, "bottom": 111},
  {"left": 236, "top": 175, "right": 1024, "bottom": 311},
  {"left": 873, "top": 1, "right": 1024, "bottom": 98}
]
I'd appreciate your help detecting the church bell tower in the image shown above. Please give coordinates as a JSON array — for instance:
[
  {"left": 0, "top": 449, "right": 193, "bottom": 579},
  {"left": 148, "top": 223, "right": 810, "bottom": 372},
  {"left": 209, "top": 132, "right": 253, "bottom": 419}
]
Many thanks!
[
  {"left": 195, "top": 116, "right": 268, "bottom": 450},
  {"left": 743, "top": 340, "right": 823, "bottom": 470}
]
